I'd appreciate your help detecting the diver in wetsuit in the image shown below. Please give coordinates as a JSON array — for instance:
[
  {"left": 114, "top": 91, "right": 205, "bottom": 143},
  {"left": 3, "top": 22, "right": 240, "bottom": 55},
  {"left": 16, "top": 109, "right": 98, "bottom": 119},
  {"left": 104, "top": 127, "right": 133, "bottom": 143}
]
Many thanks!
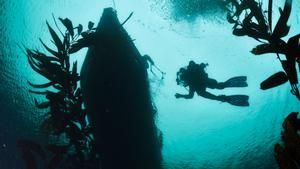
[
  {"left": 142, "top": 54, "right": 166, "bottom": 78},
  {"left": 175, "top": 61, "right": 249, "bottom": 106}
]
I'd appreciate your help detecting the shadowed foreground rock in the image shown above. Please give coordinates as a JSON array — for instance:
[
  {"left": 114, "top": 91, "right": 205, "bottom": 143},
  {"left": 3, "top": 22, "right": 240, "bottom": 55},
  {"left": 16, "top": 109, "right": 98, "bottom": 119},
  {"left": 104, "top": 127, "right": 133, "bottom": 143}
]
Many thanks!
[{"left": 79, "top": 8, "right": 162, "bottom": 169}]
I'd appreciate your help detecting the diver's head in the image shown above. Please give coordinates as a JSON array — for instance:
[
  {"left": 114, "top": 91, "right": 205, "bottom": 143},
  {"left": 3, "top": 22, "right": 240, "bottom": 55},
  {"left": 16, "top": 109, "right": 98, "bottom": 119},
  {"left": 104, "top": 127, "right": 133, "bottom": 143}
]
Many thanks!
[
  {"left": 179, "top": 67, "right": 186, "bottom": 73},
  {"left": 176, "top": 67, "right": 189, "bottom": 87}
]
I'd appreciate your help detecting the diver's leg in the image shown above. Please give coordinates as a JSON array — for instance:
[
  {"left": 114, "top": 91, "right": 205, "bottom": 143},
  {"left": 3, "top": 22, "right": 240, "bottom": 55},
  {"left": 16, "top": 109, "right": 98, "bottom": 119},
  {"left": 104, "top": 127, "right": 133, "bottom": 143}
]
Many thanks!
[
  {"left": 223, "top": 76, "right": 248, "bottom": 88},
  {"left": 207, "top": 78, "right": 226, "bottom": 89}
]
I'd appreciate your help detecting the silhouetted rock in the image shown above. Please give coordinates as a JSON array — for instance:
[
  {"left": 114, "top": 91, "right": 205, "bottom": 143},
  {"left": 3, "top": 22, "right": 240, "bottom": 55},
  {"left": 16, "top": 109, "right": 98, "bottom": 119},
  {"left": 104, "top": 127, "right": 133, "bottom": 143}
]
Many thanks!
[{"left": 80, "top": 8, "right": 163, "bottom": 169}]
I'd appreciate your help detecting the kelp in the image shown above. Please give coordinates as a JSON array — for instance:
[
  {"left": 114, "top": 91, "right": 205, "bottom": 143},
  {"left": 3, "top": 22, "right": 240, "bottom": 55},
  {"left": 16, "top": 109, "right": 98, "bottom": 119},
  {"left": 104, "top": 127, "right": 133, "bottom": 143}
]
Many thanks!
[
  {"left": 275, "top": 112, "right": 300, "bottom": 169},
  {"left": 19, "top": 17, "right": 100, "bottom": 169},
  {"left": 225, "top": 0, "right": 300, "bottom": 100},
  {"left": 260, "top": 71, "right": 289, "bottom": 90}
]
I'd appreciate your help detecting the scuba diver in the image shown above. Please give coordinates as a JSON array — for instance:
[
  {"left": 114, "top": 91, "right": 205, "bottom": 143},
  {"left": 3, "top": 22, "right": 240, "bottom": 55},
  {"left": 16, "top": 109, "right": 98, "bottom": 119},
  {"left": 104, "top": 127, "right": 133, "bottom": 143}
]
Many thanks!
[
  {"left": 175, "top": 61, "right": 249, "bottom": 107},
  {"left": 142, "top": 54, "right": 166, "bottom": 79}
]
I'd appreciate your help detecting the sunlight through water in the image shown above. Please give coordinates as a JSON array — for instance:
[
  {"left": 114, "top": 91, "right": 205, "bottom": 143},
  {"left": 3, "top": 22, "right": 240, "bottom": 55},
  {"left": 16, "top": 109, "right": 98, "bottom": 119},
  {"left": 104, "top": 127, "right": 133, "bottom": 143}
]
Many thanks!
[{"left": 0, "top": 0, "right": 299, "bottom": 168}]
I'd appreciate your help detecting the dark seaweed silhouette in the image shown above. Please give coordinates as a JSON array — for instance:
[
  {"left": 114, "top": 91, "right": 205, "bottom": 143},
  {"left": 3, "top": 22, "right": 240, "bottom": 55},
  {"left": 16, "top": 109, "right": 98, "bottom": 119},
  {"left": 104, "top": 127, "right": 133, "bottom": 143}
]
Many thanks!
[
  {"left": 71, "top": 8, "right": 163, "bottom": 169},
  {"left": 175, "top": 61, "right": 249, "bottom": 107},
  {"left": 225, "top": 0, "right": 300, "bottom": 100},
  {"left": 19, "top": 16, "right": 100, "bottom": 169},
  {"left": 275, "top": 112, "right": 300, "bottom": 169},
  {"left": 17, "top": 140, "right": 46, "bottom": 169}
]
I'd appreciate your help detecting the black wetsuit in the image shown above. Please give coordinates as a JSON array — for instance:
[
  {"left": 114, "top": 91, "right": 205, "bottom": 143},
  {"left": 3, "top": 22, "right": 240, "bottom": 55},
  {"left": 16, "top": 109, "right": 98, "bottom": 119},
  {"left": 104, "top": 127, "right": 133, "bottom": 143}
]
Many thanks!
[{"left": 178, "top": 63, "right": 226, "bottom": 101}]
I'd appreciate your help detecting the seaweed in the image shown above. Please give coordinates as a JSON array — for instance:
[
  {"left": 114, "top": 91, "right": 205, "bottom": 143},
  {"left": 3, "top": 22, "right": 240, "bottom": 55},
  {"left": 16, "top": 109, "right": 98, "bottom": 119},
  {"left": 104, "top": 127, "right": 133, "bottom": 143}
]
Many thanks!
[
  {"left": 275, "top": 112, "right": 300, "bottom": 169},
  {"left": 19, "top": 18, "right": 100, "bottom": 169},
  {"left": 225, "top": 0, "right": 300, "bottom": 100}
]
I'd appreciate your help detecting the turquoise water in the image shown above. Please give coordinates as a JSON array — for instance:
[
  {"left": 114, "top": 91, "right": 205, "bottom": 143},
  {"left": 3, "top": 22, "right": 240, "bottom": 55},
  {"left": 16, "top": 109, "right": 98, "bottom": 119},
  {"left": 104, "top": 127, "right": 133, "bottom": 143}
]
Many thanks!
[{"left": 0, "top": 0, "right": 299, "bottom": 168}]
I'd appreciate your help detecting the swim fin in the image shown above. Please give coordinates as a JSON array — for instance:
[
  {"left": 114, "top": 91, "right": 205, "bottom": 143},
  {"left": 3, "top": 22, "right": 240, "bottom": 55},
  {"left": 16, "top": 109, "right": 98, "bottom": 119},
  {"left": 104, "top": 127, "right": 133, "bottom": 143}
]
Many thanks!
[
  {"left": 225, "top": 95, "right": 249, "bottom": 107},
  {"left": 224, "top": 76, "right": 248, "bottom": 87}
]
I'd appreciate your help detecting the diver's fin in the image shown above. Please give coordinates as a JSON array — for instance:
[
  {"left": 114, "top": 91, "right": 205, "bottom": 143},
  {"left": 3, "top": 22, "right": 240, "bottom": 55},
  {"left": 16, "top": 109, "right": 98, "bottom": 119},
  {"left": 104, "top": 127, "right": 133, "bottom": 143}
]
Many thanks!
[
  {"left": 260, "top": 71, "right": 288, "bottom": 90},
  {"left": 225, "top": 95, "right": 249, "bottom": 107},
  {"left": 224, "top": 76, "right": 248, "bottom": 87}
]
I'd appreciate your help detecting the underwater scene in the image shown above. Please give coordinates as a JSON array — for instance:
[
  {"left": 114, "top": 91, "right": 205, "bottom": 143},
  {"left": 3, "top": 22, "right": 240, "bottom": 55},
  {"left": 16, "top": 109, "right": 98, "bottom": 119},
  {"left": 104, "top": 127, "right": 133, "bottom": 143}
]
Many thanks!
[{"left": 0, "top": 0, "right": 300, "bottom": 169}]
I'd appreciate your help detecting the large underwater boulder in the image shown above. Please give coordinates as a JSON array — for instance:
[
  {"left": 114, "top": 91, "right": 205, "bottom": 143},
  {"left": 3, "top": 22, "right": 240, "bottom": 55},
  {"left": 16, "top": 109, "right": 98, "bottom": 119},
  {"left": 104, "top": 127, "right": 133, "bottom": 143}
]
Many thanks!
[{"left": 80, "top": 8, "right": 162, "bottom": 169}]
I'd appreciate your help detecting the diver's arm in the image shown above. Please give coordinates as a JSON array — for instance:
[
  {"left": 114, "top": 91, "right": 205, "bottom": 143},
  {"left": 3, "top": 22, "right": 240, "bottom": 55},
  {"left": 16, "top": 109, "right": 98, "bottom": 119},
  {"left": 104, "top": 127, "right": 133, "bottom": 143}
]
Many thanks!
[
  {"left": 175, "top": 87, "right": 195, "bottom": 99},
  {"left": 143, "top": 55, "right": 155, "bottom": 65},
  {"left": 198, "top": 90, "right": 226, "bottom": 102}
]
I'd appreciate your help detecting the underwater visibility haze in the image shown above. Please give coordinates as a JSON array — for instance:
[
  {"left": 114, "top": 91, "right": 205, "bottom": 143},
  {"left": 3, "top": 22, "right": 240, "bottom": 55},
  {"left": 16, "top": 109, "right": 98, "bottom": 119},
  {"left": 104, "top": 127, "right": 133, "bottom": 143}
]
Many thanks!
[{"left": 0, "top": 0, "right": 300, "bottom": 168}]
